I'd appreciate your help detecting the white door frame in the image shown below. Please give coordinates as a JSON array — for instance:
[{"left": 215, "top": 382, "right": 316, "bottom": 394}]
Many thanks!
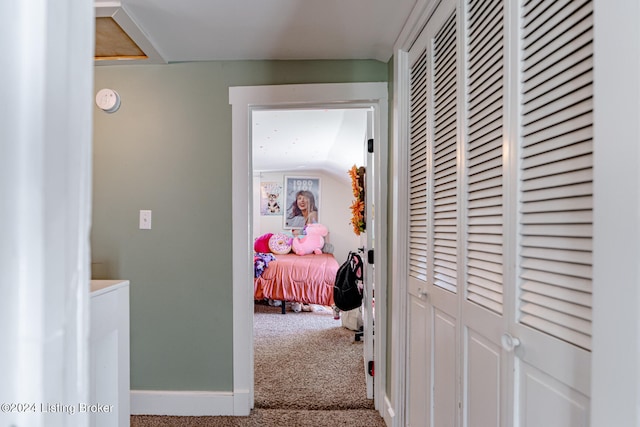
[
  {"left": 591, "top": 1, "right": 640, "bottom": 425},
  {"left": 390, "top": 48, "right": 410, "bottom": 427},
  {"left": 229, "top": 82, "right": 388, "bottom": 416}
]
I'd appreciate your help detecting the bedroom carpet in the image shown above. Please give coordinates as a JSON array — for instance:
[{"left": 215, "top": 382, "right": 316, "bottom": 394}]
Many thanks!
[
  {"left": 130, "top": 303, "right": 385, "bottom": 426},
  {"left": 253, "top": 302, "right": 373, "bottom": 410}
]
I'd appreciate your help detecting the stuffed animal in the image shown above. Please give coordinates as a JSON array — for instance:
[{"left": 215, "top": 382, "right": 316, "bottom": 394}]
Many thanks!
[{"left": 291, "top": 223, "right": 328, "bottom": 255}]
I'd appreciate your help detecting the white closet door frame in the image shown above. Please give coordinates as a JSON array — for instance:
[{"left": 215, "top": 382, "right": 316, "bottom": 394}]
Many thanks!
[{"left": 591, "top": 1, "right": 640, "bottom": 426}]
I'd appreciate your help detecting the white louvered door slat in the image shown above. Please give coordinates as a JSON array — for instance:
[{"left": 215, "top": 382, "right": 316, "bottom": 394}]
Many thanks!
[
  {"left": 466, "top": 0, "right": 504, "bottom": 313},
  {"left": 519, "top": 0, "right": 593, "bottom": 353},
  {"left": 409, "top": 49, "right": 428, "bottom": 283},
  {"left": 432, "top": 11, "right": 458, "bottom": 294}
]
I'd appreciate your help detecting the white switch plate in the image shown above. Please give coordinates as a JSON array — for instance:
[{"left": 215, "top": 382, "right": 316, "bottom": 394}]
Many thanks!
[{"left": 139, "top": 210, "right": 152, "bottom": 229}]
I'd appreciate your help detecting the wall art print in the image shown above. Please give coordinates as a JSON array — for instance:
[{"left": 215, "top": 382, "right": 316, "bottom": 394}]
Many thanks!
[
  {"left": 283, "top": 176, "right": 320, "bottom": 229},
  {"left": 260, "top": 181, "right": 283, "bottom": 216}
]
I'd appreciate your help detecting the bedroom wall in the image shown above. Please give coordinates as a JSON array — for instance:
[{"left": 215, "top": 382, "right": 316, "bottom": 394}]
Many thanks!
[
  {"left": 92, "top": 60, "right": 387, "bottom": 393},
  {"left": 253, "top": 171, "right": 362, "bottom": 262}
]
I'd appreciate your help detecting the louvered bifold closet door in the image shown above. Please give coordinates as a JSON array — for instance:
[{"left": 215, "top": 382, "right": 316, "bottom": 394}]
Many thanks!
[
  {"left": 519, "top": 0, "right": 593, "bottom": 351},
  {"left": 409, "top": 49, "right": 429, "bottom": 284},
  {"left": 406, "top": 45, "right": 432, "bottom": 427},
  {"left": 465, "top": 0, "right": 504, "bottom": 314},
  {"left": 432, "top": 11, "right": 459, "bottom": 293}
]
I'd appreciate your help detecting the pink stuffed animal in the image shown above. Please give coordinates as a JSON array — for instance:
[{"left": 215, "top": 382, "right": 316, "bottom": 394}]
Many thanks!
[{"left": 291, "top": 224, "right": 328, "bottom": 255}]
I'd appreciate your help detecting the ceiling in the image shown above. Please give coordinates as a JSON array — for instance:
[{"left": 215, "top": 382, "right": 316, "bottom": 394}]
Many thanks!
[
  {"left": 94, "top": 0, "right": 417, "bottom": 64},
  {"left": 252, "top": 109, "right": 368, "bottom": 180},
  {"left": 94, "top": 0, "right": 410, "bottom": 177}
]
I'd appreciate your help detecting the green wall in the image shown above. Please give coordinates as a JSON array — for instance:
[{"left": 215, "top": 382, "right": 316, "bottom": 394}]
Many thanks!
[{"left": 92, "top": 60, "right": 388, "bottom": 391}]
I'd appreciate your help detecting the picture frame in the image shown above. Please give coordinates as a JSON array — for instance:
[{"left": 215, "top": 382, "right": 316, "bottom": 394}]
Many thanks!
[
  {"left": 283, "top": 176, "right": 321, "bottom": 229},
  {"left": 259, "top": 181, "right": 283, "bottom": 216}
]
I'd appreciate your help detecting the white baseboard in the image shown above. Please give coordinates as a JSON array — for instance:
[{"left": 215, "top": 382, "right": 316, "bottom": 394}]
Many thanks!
[
  {"left": 384, "top": 395, "right": 396, "bottom": 427},
  {"left": 131, "top": 390, "right": 250, "bottom": 416}
]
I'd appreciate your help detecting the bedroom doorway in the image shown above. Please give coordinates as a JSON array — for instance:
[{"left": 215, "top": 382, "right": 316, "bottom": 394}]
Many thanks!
[
  {"left": 230, "top": 83, "right": 388, "bottom": 415},
  {"left": 250, "top": 106, "right": 373, "bottom": 398}
]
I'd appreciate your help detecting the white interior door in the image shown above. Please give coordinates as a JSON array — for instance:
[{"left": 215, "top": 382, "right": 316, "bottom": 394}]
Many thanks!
[
  {"left": 406, "top": 33, "right": 431, "bottom": 426},
  {"left": 405, "top": 3, "right": 461, "bottom": 425},
  {"left": 511, "top": 0, "right": 593, "bottom": 424},
  {"left": 461, "top": 0, "right": 509, "bottom": 425},
  {"left": 362, "top": 108, "right": 375, "bottom": 399},
  {"left": 403, "top": 0, "right": 593, "bottom": 425}
]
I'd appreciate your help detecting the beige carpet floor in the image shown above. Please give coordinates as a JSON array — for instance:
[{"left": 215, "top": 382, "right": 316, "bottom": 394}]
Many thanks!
[
  {"left": 253, "top": 302, "right": 373, "bottom": 410},
  {"left": 131, "top": 302, "right": 385, "bottom": 426},
  {"left": 131, "top": 408, "right": 385, "bottom": 426}
]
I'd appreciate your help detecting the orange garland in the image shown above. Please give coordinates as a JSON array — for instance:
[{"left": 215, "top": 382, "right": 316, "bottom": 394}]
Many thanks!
[{"left": 348, "top": 165, "right": 366, "bottom": 235}]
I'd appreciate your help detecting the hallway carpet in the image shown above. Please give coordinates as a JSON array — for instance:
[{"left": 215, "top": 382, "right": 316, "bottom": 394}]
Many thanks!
[
  {"left": 131, "top": 408, "right": 385, "bottom": 427},
  {"left": 130, "top": 303, "right": 385, "bottom": 426}
]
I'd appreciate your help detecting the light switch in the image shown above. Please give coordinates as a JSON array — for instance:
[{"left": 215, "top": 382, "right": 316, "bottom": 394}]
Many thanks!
[{"left": 139, "top": 210, "right": 152, "bottom": 229}]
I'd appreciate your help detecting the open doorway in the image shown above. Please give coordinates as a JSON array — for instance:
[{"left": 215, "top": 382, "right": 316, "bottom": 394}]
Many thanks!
[
  {"left": 251, "top": 108, "right": 368, "bottom": 264},
  {"left": 229, "top": 82, "right": 388, "bottom": 415},
  {"left": 250, "top": 107, "right": 369, "bottom": 405}
]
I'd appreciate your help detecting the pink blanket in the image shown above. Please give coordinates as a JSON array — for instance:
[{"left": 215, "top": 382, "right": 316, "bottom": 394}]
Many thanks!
[{"left": 254, "top": 253, "right": 339, "bottom": 306}]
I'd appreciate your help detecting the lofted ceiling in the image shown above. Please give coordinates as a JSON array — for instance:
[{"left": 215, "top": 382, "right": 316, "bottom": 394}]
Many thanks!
[{"left": 252, "top": 109, "right": 368, "bottom": 181}]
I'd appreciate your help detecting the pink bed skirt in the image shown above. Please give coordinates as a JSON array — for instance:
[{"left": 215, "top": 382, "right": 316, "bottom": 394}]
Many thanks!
[{"left": 254, "top": 253, "right": 339, "bottom": 306}]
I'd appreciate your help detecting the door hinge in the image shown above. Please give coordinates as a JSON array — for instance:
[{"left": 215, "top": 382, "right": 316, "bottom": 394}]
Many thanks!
[
  {"left": 368, "top": 360, "right": 375, "bottom": 377},
  {"left": 367, "top": 138, "right": 374, "bottom": 153},
  {"left": 367, "top": 249, "right": 374, "bottom": 265}
]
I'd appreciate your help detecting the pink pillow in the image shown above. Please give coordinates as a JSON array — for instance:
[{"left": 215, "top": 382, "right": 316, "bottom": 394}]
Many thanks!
[{"left": 254, "top": 233, "right": 273, "bottom": 253}]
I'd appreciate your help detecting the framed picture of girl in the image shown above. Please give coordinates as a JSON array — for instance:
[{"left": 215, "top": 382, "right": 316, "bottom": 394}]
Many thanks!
[{"left": 283, "top": 176, "right": 320, "bottom": 229}]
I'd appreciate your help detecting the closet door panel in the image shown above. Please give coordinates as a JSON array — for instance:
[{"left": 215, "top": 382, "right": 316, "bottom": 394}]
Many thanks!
[
  {"left": 407, "top": 294, "right": 430, "bottom": 426},
  {"left": 406, "top": 27, "right": 431, "bottom": 427},
  {"left": 520, "top": 362, "right": 589, "bottom": 427},
  {"left": 466, "top": 328, "right": 501, "bottom": 427},
  {"left": 515, "top": 0, "right": 594, "bottom": 424},
  {"left": 433, "top": 309, "right": 457, "bottom": 427},
  {"left": 463, "top": 1, "right": 507, "bottom": 426}
]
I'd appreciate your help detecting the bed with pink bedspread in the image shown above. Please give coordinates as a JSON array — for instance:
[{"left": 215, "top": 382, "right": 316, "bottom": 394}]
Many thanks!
[{"left": 254, "top": 253, "right": 339, "bottom": 312}]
